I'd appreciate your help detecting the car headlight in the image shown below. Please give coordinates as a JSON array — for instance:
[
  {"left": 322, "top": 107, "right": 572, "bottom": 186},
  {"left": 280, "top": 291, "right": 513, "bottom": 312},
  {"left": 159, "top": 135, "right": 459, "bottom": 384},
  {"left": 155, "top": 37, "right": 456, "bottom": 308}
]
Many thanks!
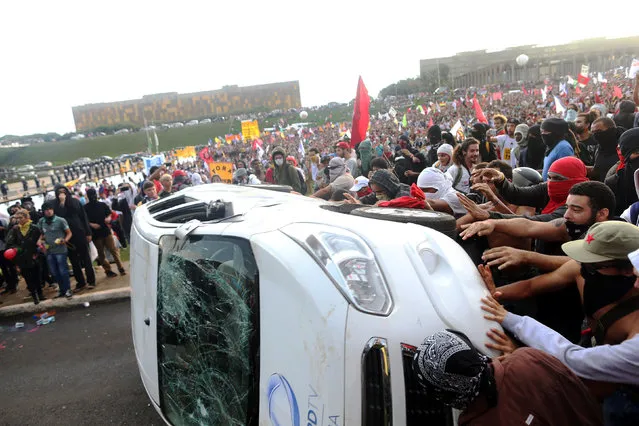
[{"left": 282, "top": 223, "right": 393, "bottom": 316}]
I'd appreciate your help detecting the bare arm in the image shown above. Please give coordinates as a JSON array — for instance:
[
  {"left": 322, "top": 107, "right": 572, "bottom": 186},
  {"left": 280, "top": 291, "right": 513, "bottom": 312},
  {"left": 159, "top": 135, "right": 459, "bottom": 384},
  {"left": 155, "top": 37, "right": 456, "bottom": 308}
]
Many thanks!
[
  {"left": 461, "top": 217, "right": 568, "bottom": 241},
  {"left": 427, "top": 198, "right": 453, "bottom": 215},
  {"left": 483, "top": 246, "right": 571, "bottom": 271},
  {"left": 490, "top": 197, "right": 515, "bottom": 215},
  {"left": 634, "top": 74, "right": 639, "bottom": 106},
  {"left": 518, "top": 252, "right": 571, "bottom": 271},
  {"left": 496, "top": 260, "right": 580, "bottom": 301},
  {"left": 310, "top": 185, "right": 332, "bottom": 200},
  {"left": 493, "top": 217, "right": 567, "bottom": 241}
]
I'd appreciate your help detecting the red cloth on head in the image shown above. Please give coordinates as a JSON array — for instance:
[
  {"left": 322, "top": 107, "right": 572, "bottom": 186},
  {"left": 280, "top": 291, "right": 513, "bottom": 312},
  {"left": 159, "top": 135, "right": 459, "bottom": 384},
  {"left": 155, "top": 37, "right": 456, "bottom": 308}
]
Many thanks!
[
  {"left": 616, "top": 145, "right": 626, "bottom": 172},
  {"left": 410, "top": 184, "right": 426, "bottom": 200},
  {"left": 542, "top": 157, "right": 588, "bottom": 214},
  {"left": 356, "top": 187, "right": 372, "bottom": 198}
]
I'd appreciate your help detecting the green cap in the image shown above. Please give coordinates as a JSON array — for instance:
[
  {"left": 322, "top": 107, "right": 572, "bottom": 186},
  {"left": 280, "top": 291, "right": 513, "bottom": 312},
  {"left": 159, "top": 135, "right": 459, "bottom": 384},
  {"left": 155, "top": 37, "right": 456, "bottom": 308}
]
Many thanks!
[{"left": 562, "top": 221, "right": 639, "bottom": 263}]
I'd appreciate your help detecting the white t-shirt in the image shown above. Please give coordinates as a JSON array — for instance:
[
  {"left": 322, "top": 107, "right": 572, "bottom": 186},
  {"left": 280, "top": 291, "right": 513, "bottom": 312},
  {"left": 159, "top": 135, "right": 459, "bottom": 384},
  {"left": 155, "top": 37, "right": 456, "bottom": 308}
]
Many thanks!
[
  {"left": 497, "top": 134, "right": 517, "bottom": 167},
  {"left": 446, "top": 164, "right": 471, "bottom": 194}
]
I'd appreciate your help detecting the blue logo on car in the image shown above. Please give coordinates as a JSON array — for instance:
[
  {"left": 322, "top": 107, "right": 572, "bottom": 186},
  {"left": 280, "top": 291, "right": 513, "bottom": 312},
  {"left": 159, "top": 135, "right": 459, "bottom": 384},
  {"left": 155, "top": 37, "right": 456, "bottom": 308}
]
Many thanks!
[{"left": 267, "top": 373, "right": 300, "bottom": 426}]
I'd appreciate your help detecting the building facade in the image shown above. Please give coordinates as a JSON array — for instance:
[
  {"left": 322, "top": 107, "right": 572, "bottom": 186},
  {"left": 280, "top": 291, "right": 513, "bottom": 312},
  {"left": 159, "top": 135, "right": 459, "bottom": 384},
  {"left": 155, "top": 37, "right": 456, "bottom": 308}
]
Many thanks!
[
  {"left": 72, "top": 81, "right": 301, "bottom": 132},
  {"left": 420, "top": 37, "right": 639, "bottom": 89}
]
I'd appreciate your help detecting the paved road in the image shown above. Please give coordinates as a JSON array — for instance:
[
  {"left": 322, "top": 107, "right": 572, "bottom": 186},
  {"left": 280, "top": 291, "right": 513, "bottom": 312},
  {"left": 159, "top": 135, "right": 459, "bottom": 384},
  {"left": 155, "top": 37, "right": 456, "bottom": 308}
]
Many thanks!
[{"left": 0, "top": 300, "right": 163, "bottom": 426}]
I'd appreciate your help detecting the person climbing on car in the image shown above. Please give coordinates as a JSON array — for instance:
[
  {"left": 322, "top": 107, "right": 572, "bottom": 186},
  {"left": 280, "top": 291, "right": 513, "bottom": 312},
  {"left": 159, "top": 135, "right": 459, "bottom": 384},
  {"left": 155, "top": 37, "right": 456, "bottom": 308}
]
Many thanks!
[
  {"left": 343, "top": 169, "right": 410, "bottom": 205},
  {"left": 53, "top": 184, "right": 96, "bottom": 291},
  {"left": 310, "top": 157, "right": 355, "bottom": 200}
]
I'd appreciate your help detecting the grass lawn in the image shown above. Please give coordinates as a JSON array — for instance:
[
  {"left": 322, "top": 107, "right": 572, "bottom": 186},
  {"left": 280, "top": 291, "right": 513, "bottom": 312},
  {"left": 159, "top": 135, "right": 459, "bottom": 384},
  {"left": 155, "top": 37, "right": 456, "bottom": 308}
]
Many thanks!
[
  {"left": 119, "top": 246, "right": 130, "bottom": 263},
  {"left": 0, "top": 103, "right": 372, "bottom": 167}
]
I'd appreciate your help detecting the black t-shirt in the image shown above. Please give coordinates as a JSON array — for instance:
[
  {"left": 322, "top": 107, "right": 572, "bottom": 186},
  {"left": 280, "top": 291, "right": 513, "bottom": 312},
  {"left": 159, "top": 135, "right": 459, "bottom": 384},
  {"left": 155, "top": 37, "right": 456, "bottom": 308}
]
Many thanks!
[
  {"left": 84, "top": 201, "right": 112, "bottom": 239},
  {"left": 579, "top": 135, "right": 598, "bottom": 166}
]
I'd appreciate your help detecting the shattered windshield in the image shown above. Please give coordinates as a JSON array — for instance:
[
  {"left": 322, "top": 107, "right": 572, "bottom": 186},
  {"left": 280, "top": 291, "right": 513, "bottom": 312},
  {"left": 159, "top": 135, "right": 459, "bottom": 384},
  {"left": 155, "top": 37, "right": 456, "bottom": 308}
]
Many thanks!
[{"left": 157, "top": 235, "right": 259, "bottom": 426}]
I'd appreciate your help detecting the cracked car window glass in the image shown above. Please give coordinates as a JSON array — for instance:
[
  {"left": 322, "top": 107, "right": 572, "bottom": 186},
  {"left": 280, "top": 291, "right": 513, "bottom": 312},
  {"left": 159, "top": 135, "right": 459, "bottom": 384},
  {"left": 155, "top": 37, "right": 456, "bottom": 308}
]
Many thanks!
[{"left": 157, "top": 235, "right": 259, "bottom": 426}]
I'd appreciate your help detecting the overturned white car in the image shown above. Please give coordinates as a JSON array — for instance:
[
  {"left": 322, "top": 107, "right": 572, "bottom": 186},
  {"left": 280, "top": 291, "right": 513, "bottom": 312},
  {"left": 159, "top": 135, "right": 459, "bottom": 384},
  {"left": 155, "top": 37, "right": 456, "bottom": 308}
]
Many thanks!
[{"left": 130, "top": 184, "right": 499, "bottom": 426}]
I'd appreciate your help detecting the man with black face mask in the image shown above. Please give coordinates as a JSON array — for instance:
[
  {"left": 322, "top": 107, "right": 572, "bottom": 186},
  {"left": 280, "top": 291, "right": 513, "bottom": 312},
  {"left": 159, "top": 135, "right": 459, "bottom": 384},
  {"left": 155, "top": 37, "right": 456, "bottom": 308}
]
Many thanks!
[
  {"left": 574, "top": 112, "right": 597, "bottom": 166},
  {"left": 541, "top": 118, "right": 575, "bottom": 180},
  {"left": 606, "top": 128, "right": 639, "bottom": 215},
  {"left": 591, "top": 117, "right": 623, "bottom": 182},
  {"left": 523, "top": 124, "right": 545, "bottom": 171},
  {"left": 471, "top": 122, "right": 497, "bottom": 163},
  {"left": 481, "top": 221, "right": 639, "bottom": 424}
]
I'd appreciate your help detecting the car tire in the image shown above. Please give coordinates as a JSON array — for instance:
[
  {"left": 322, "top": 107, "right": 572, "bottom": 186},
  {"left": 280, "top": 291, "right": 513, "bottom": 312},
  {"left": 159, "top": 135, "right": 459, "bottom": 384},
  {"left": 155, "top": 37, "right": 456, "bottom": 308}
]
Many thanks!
[
  {"left": 351, "top": 207, "right": 457, "bottom": 238},
  {"left": 320, "top": 203, "right": 367, "bottom": 215}
]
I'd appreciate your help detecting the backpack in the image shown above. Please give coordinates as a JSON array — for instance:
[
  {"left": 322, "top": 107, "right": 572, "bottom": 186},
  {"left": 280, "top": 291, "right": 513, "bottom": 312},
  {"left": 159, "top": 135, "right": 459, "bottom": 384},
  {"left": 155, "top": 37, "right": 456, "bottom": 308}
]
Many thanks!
[{"left": 450, "top": 165, "right": 466, "bottom": 194}]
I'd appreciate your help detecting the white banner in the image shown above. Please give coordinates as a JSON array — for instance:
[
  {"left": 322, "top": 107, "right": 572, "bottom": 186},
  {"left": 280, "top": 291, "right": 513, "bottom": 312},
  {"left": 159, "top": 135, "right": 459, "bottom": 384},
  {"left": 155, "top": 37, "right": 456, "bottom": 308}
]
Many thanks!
[
  {"left": 629, "top": 58, "right": 639, "bottom": 79},
  {"left": 580, "top": 64, "right": 589, "bottom": 77}
]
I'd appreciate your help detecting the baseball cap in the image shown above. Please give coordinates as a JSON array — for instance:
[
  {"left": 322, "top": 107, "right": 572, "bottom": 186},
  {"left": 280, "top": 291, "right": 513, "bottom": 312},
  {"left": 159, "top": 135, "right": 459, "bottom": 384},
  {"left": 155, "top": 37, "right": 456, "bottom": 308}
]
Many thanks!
[
  {"left": 350, "top": 176, "right": 370, "bottom": 192},
  {"left": 562, "top": 221, "right": 639, "bottom": 263},
  {"left": 336, "top": 141, "right": 350, "bottom": 150}
]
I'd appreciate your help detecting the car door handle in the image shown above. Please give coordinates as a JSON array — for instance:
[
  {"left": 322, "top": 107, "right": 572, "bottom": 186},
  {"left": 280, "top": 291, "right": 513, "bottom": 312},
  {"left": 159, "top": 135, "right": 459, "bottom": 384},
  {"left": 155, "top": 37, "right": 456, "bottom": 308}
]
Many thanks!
[{"left": 144, "top": 317, "right": 150, "bottom": 326}]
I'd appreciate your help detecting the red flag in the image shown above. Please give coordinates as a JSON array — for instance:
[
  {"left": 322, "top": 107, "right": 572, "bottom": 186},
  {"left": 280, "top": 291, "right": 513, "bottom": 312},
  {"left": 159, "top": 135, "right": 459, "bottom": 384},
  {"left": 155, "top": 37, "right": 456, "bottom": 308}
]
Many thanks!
[
  {"left": 492, "top": 92, "right": 503, "bottom": 101},
  {"left": 575, "top": 86, "right": 582, "bottom": 95},
  {"left": 522, "top": 86, "right": 528, "bottom": 95},
  {"left": 428, "top": 116, "right": 433, "bottom": 128},
  {"left": 613, "top": 86, "right": 623, "bottom": 99},
  {"left": 577, "top": 74, "right": 590, "bottom": 86},
  {"left": 350, "top": 76, "right": 370, "bottom": 148},
  {"left": 198, "top": 147, "right": 212, "bottom": 162},
  {"left": 472, "top": 95, "right": 488, "bottom": 124},
  {"left": 595, "top": 93, "right": 603, "bottom": 104}
]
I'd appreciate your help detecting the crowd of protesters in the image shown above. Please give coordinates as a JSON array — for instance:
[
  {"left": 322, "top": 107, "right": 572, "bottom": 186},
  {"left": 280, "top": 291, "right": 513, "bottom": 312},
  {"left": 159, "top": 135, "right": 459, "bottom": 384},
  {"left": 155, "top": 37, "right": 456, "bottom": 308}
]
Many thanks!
[{"left": 1, "top": 68, "right": 638, "bottom": 424}]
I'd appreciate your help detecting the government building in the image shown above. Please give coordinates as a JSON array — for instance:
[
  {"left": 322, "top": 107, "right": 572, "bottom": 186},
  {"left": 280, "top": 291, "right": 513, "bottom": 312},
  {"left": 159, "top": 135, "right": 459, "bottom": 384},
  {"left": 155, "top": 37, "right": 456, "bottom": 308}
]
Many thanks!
[
  {"left": 72, "top": 81, "right": 301, "bottom": 132},
  {"left": 420, "top": 36, "right": 639, "bottom": 89}
]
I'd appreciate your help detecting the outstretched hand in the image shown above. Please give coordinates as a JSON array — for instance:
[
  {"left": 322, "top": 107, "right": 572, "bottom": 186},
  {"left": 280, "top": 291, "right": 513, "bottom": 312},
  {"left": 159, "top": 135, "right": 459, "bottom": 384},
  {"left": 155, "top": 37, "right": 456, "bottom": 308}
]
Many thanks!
[
  {"left": 459, "top": 220, "right": 495, "bottom": 240},
  {"left": 482, "top": 246, "right": 528, "bottom": 270},
  {"left": 457, "top": 193, "right": 490, "bottom": 221},
  {"left": 485, "top": 327, "right": 518, "bottom": 358},
  {"left": 343, "top": 193, "right": 361, "bottom": 205},
  {"left": 481, "top": 294, "right": 508, "bottom": 323}
]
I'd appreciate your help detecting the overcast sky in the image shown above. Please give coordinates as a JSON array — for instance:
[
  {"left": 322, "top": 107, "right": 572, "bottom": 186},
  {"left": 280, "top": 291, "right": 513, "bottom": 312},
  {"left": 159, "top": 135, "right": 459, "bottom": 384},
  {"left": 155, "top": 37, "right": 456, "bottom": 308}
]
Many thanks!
[{"left": 1, "top": 0, "right": 636, "bottom": 136}]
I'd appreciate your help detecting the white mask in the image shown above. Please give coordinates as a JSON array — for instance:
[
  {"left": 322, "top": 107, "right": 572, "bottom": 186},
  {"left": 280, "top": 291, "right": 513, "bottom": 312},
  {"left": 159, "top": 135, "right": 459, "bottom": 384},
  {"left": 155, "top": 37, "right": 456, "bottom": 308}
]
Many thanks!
[{"left": 275, "top": 158, "right": 284, "bottom": 166}]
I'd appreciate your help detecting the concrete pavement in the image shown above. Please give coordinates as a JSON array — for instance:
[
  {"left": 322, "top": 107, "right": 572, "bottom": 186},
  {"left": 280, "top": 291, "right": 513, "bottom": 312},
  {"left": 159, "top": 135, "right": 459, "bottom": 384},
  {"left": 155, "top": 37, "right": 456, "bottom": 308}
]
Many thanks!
[
  {"left": 0, "top": 261, "right": 131, "bottom": 317},
  {"left": 0, "top": 299, "right": 162, "bottom": 425}
]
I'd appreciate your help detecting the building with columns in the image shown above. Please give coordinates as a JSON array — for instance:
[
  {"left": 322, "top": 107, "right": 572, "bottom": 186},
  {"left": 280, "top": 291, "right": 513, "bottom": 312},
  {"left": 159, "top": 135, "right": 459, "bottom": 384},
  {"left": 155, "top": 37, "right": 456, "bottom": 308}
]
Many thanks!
[
  {"left": 420, "top": 36, "right": 639, "bottom": 89},
  {"left": 72, "top": 81, "right": 301, "bottom": 132}
]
